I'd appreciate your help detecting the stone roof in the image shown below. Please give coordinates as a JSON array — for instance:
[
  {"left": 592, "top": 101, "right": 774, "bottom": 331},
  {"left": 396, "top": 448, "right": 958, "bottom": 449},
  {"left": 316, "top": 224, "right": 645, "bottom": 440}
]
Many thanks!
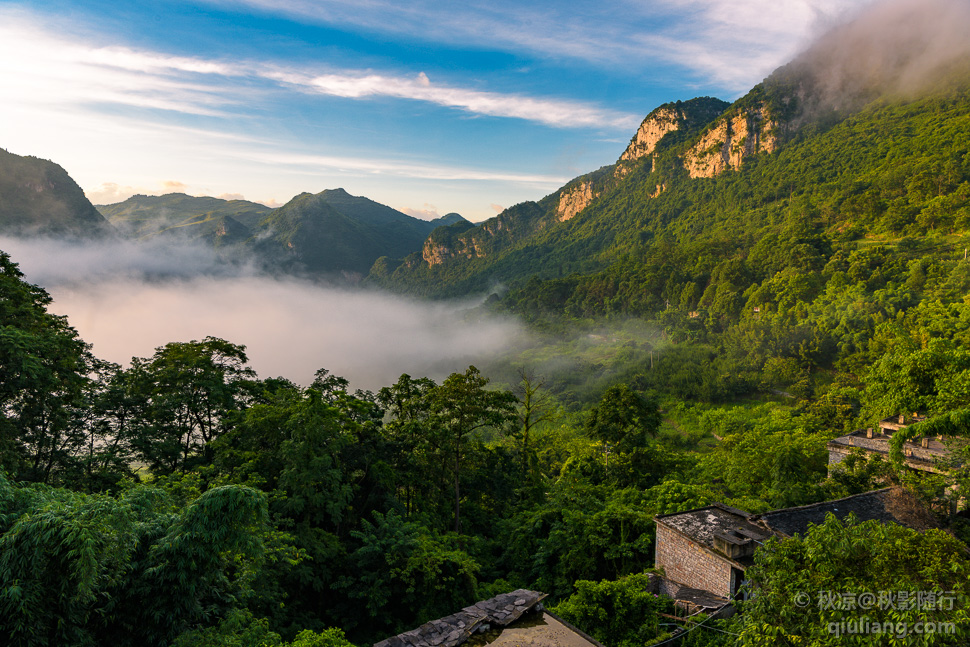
[
  {"left": 654, "top": 503, "right": 770, "bottom": 565},
  {"left": 754, "top": 487, "right": 939, "bottom": 536},
  {"left": 373, "top": 590, "right": 547, "bottom": 647},
  {"left": 827, "top": 429, "right": 948, "bottom": 470},
  {"left": 655, "top": 488, "right": 938, "bottom": 564}
]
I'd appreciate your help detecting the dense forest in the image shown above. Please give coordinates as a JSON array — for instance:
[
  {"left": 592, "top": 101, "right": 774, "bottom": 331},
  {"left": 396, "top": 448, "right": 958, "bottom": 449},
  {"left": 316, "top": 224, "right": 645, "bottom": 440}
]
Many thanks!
[
  {"left": 6, "top": 25, "right": 970, "bottom": 647},
  {"left": 4, "top": 196, "right": 970, "bottom": 647}
]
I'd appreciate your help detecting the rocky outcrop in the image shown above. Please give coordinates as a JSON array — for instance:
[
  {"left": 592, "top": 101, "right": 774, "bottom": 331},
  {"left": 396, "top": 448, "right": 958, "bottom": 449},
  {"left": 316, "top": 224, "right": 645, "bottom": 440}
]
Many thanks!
[
  {"left": 683, "top": 106, "right": 778, "bottom": 179},
  {"left": 620, "top": 107, "right": 682, "bottom": 165},
  {"left": 556, "top": 181, "right": 597, "bottom": 222},
  {"left": 422, "top": 238, "right": 452, "bottom": 266},
  {"left": 422, "top": 231, "right": 482, "bottom": 266},
  {"left": 419, "top": 202, "right": 546, "bottom": 267},
  {"left": 613, "top": 98, "right": 730, "bottom": 181},
  {"left": 373, "top": 590, "right": 547, "bottom": 647}
]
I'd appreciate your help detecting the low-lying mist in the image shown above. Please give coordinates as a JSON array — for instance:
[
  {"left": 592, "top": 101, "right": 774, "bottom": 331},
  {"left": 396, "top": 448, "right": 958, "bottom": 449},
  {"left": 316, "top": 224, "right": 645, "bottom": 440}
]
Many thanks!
[{"left": 5, "top": 236, "right": 525, "bottom": 390}]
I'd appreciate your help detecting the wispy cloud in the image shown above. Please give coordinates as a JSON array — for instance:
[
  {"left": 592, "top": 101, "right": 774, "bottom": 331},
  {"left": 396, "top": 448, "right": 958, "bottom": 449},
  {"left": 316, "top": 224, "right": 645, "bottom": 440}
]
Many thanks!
[
  {"left": 213, "top": 0, "right": 873, "bottom": 91},
  {"left": 0, "top": 13, "right": 634, "bottom": 129},
  {"left": 268, "top": 70, "right": 639, "bottom": 129},
  {"left": 251, "top": 150, "right": 571, "bottom": 185},
  {"left": 400, "top": 204, "right": 442, "bottom": 220}
]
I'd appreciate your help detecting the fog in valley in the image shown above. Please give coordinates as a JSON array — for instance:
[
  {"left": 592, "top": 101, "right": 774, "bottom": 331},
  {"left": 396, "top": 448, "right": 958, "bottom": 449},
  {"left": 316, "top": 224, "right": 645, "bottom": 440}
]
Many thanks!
[{"left": 4, "top": 236, "right": 524, "bottom": 390}]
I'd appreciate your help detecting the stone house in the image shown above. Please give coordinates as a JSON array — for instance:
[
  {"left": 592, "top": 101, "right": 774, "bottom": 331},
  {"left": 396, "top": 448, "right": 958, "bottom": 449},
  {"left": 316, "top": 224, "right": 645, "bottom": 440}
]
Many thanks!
[
  {"left": 653, "top": 487, "right": 937, "bottom": 603},
  {"left": 827, "top": 413, "right": 948, "bottom": 475}
]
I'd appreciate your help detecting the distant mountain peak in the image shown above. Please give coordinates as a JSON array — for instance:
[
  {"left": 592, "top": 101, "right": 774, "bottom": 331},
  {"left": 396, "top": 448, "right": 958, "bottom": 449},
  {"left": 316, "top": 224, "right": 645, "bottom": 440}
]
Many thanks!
[{"left": 0, "top": 148, "right": 113, "bottom": 238}]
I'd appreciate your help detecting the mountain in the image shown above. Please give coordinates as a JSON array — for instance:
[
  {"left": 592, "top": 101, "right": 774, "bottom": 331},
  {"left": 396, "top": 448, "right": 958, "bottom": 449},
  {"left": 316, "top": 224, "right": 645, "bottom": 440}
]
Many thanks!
[
  {"left": 366, "top": 30, "right": 970, "bottom": 303},
  {"left": 97, "top": 193, "right": 272, "bottom": 246},
  {"left": 0, "top": 148, "right": 113, "bottom": 238},
  {"left": 95, "top": 188, "right": 468, "bottom": 277},
  {"left": 251, "top": 188, "right": 469, "bottom": 277}
]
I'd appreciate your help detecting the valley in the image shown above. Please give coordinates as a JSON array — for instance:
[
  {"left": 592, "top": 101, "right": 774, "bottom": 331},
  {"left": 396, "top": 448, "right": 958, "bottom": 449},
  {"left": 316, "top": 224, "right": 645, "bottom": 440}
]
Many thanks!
[{"left": 3, "top": 2, "right": 970, "bottom": 646}]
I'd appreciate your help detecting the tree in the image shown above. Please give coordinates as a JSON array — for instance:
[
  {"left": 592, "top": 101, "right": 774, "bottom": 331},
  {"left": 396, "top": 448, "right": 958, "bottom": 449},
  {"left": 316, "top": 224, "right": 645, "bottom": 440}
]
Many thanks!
[
  {"left": 123, "top": 337, "right": 257, "bottom": 473},
  {"left": 0, "top": 472, "right": 272, "bottom": 647},
  {"left": 513, "top": 368, "right": 557, "bottom": 485},
  {"left": 738, "top": 513, "right": 970, "bottom": 646},
  {"left": 584, "top": 384, "right": 661, "bottom": 452},
  {"left": 337, "top": 510, "right": 479, "bottom": 639},
  {"left": 0, "top": 251, "right": 94, "bottom": 484},
  {"left": 550, "top": 573, "right": 675, "bottom": 647},
  {"left": 428, "top": 367, "right": 516, "bottom": 533},
  {"left": 377, "top": 374, "right": 441, "bottom": 518}
]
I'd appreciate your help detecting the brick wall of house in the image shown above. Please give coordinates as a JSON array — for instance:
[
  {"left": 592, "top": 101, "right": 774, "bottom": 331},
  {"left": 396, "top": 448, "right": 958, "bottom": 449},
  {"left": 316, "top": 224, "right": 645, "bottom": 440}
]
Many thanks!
[{"left": 655, "top": 522, "right": 735, "bottom": 599}]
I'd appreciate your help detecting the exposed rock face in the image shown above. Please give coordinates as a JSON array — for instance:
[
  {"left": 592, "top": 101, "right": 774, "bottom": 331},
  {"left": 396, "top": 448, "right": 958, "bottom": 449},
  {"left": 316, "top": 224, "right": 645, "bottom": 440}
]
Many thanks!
[
  {"left": 373, "top": 590, "right": 547, "bottom": 647},
  {"left": 556, "top": 181, "right": 597, "bottom": 222},
  {"left": 422, "top": 233, "right": 482, "bottom": 265},
  {"left": 418, "top": 202, "right": 545, "bottom": 267},
  {"left": 613, "top": 98, "right": 730, "bottom": 181},
  {"left": 619, "top": 107, "right": 682, "bottom": 165},
  {"left": 422, "top": 239, "right": 451, "bottom": 266},
  {"left": 683, "top": 106, "right": 778, "bottom": 179}
]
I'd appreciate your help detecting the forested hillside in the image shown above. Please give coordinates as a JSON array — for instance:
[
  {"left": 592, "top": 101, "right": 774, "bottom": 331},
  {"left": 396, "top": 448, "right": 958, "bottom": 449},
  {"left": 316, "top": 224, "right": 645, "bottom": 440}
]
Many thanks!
[
  {"left": 98, "top": 193, "right": 272, "bottom": 243},
  {"left": 0, "top": 148, "right": 114, "bottom": 238},
  {"left": 5, "top": 8, "right": 970, "bottom": 646},
  {"left": 93, "top": 188, "right": 468, "bottom": 277}
]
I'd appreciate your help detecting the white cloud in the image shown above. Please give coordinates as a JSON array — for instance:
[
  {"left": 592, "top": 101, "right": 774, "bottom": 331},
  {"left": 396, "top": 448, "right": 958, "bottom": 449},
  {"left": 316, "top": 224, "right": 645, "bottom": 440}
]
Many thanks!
[
  {"left": 400, "top": 204, "right": 442, "bottom": 220},
  {"left": 0, "top": 13, "right": 635, "bottom": 129},
  {"left": 212, "top": 0, "right": 874, "bottom": 91},
  {"left": 250, "top": 150, "right": 570, "bottom": 186},
  {"left": 265, "top": 69, "right": 639, "bottom": 129}
]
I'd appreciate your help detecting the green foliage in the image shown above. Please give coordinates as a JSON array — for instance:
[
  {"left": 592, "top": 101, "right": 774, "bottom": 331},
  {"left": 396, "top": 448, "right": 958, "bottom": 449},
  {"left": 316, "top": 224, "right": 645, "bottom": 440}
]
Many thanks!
[
  {"left": 338, "top": 510, "right": 478, "bottom": 636},
  {"left": 584, "top": 384, "right": 661, "bottom": 451},
  {"left": 0, "top": 473, "right": 273, "bottom": 647},
  {"left": 0, "top": 148, "right": 111, "bottom": 237},
  {"left": 0, "top": 251, "right": 98, "bottom": 485},
  {"left": 739, "top": 513, "right": 970, "bottom": 646},
  {"left": 122, "top": 337, "right": 257, "bottom": 474},
  {"left": 500, "top": 485, "right": 656, "bottom": 600},
  {"left": 551, "top": 573, "right": 673, "bottom": 647}
]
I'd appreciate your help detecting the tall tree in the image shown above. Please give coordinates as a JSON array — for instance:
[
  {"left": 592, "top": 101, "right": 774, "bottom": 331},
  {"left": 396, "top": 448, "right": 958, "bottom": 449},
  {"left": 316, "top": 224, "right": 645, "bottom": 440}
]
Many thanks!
[
  {"left": 0, "top": 251, "right": 94, "bottom": 484},
  {"left": 514, "top": 368, "right": 557, "bottom": 483},
  {"left": 123, "top": 337, "right": 256, "bottom": 474},
  {"left": 428, "top": 366, "right": 516, "bottom": 532}
]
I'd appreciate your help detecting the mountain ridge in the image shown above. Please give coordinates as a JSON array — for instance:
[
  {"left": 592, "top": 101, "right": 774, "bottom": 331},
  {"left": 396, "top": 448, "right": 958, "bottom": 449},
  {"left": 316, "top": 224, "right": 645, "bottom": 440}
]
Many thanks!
[{"left": 0, "top": 148, "right": 114, "bottom": 239}]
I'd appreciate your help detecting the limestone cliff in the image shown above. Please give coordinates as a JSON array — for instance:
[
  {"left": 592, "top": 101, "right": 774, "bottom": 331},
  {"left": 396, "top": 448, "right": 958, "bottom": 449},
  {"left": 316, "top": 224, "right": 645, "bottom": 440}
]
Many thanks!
[
  {"left": 420, "top": 202, "right": 548, "bottom": 267},
  {"left": 556, "top": 181, "right": 597, "bottom": 222},
  {"left": 614, "top": 97, "right": 730, "bottom": 180},
  {"left": 682, "top": 105, "right": 779, "bottom": 179},
  {"left": 619, "top": 107, "right": 682, "bottom": 166}
]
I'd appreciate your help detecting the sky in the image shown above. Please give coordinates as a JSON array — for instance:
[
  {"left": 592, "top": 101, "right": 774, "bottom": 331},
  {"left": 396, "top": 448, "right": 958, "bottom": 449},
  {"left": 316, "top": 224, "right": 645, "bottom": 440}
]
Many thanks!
[{"left": 0, "top": 0, "right": 876, "bottom": 221}]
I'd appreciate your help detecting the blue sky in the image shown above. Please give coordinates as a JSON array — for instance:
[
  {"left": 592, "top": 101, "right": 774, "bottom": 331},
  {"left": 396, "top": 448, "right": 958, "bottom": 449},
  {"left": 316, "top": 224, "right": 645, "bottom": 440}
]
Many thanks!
[{"left": 0, "top": 0, "right": 873, "bottom": 221}]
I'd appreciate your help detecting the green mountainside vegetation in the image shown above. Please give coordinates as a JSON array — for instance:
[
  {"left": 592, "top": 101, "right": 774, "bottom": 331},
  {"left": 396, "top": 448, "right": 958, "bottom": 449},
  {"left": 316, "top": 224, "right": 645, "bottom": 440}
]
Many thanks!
[
  {"left": 97, "top": 193, "right": 273, "bottom": 244},
  {"left": 252, "top": 189, "right": 467, "bottom": 276},
  {"left": 96, "top": 188, "right": 468, "bottom": 276},
  {"left": 6, "top": 32, "right": 970, "bottom": 647},
  {"left": 0, "top": 148, "right": 114, "bottom": 238},
  {"left": 3, "top": 241, "right": 970, "bottom": 646}
]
